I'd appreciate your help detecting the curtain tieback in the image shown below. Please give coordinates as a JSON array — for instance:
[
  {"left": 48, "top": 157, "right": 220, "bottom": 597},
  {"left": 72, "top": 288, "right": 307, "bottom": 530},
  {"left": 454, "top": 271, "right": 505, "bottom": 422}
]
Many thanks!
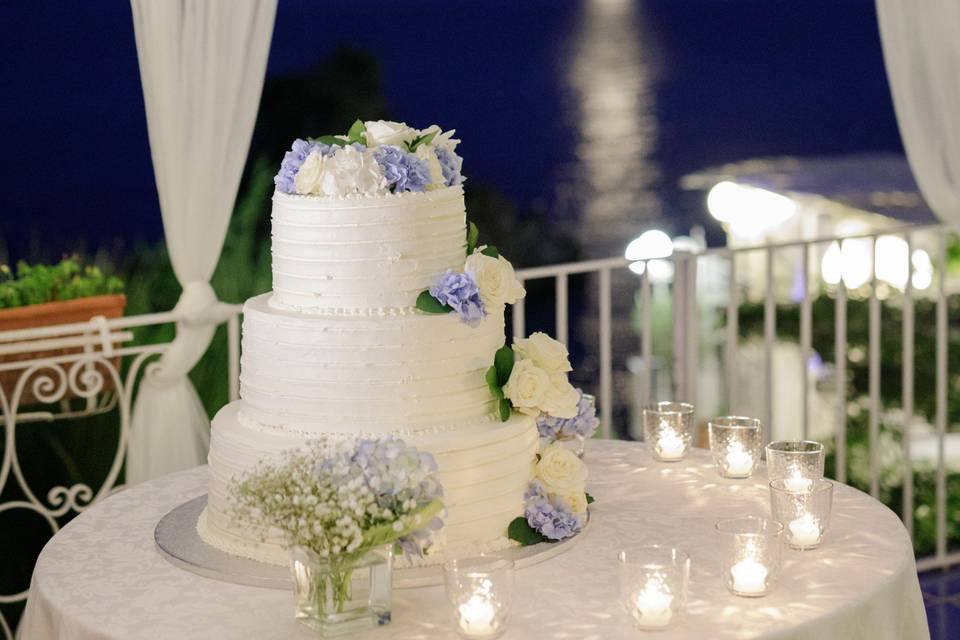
[{"left": 146, "top": 281, "right": 240, "bottom": 388}]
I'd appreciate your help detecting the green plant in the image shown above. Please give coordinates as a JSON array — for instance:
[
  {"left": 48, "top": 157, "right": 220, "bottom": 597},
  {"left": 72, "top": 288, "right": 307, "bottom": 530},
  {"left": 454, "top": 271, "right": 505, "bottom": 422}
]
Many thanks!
[{"left": 0, "top": 257, "right": 123, "bottom": 309}]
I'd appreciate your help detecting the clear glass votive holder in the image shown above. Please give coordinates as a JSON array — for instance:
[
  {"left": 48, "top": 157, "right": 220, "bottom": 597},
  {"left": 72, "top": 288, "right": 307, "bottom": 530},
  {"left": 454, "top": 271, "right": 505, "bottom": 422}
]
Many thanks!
[
  {"left": 642, "top": 402, "right": 695, "bottom": 462},
  {"left": 289, "top": 545, "right": 392, "bottom": 636},
  {"left": 715, "top": 516, "right": 783, "bottom": 598},
  {"left": 765, "top": 441, "right": 825, "bottom": 491},
  {"left": 444, "top": 556, "right": 514, "bottom": 639},
  {"left": 708, "top": 417, "right": 763, "bottom": 478},
  {"left": 769, "top": 479, "right": 834, "bottom": 550},
  {"left": 618, "top": 546, "right": 690, "bottom": 631}
]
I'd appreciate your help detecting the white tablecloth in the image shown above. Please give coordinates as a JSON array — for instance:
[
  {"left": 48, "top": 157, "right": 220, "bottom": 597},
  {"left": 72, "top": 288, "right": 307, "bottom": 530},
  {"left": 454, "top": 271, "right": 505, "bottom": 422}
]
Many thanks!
[{"left": 20, "top": 441, "right": 929, "bottom": 640}]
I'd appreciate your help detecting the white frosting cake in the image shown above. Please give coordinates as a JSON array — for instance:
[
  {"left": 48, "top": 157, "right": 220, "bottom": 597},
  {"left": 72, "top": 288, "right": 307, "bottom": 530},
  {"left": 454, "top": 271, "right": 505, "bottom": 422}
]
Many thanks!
[{"left": 201, "top": 179, "right": 540, "bottom": 565}]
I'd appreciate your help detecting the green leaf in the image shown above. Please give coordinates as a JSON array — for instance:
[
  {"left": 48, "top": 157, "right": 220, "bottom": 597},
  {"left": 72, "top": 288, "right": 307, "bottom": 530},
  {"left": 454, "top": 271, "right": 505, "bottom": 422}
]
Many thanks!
[
  {"left": 498, "top": 398, "right": 512, "bottom": 422},
  {"left": 347, "top": 119, "right": 366, "bottom": 144},
  {"left": 486, "top": 366, "right": 503, "bottom": 399},
  {"left": 415, "top": 290, "right": 453, "bottom": 314},
  {"left": 466, "top": 222, "right": 479, "bottom": 255},
  {"left": 508, "top": 516, "right": 548, "bottom": 546},
  {"left": 361, "top": 499, "right": 445, "bottom": 549},
  {"left": 494, "top": 346, "right": 515, "bottom": 386},
  {"left": 586, "top": 493, "right": 595, "bottom": 504},
  {"left": 480, "top": 245, "right": 499, "bottom": 258},
  {"left": 407, "top": 131, "right": 438, "bottom": 152},
  {"left": 313, "top": 134, "right": 350, "bottom": 147}
]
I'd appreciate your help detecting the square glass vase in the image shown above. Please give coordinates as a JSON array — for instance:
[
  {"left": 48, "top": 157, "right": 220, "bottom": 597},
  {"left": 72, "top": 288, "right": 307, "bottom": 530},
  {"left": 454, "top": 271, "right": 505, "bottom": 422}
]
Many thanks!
[{"left": 289, "top": 545, "right": 393, "bottom": 636}]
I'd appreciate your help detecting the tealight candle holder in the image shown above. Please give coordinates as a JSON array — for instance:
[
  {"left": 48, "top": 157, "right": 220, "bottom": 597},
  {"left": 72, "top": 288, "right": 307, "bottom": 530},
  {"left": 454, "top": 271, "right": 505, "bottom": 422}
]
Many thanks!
[
  {"left": 617, "top": 546, "right": 690, "bottom": 631},
  {"left": 765, "top": 441, "right": 825, "bottom": 491},
  {"left": 642, "top": 402, "right": 695, "bottom": 462},
  {"left": 708, "top": 417, "right": 763, "bottom": 478},
  {"left": 715, "top": 516, "right": 782, "bottom": 597},
  {"left": 444, "top": 556, "right": 514, "bottom": 639},
  {"left": 769, "top": 479, "right": 834, "bottom": 550}
]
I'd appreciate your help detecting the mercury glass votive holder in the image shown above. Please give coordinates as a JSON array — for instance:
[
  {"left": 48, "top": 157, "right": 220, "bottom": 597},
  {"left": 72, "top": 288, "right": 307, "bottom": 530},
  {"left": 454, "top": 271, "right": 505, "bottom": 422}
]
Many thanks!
[
  {"left": 765, "top": 441, "right": 825, "bottom": 491},
  {"left": 770, "top": 479, "right": 834, "bottom": 550},
  {"left": 715, "top": 516, "right": 783, "bottom": 597},
  {"left": 642, "top": 402, "right": 695, "bottom": 462},
  {"left": 708, "top": 417, "right": 763, "bottom": 478},
  {"left": 618, "top": 546, "right": 690, "bottom": 631},
  {"left": 444, "top": 556, "right": 514, "bottom": 639}
]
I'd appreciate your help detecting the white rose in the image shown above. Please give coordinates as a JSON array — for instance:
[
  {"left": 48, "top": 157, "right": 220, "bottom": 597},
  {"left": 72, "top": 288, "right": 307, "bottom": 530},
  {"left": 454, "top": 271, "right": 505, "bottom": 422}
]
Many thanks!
[
  {"left": 557, "top": 488, "right": 588, "bottom": 515},
  {"left": 464, "top": 251, "right": 526, "bottom": 308},
  {"left": 514, "top": 332, "right": 573, "bottom": 374},
  {"left": 541, "top": 373, "right": 580, "bottom": 419},
  {"left": 364, "top": 120, "right": 416, "bottom": 147},
  {"left": 293, "top": 150, "right": 326, "bottom": 195},
  {"left": 316, "top": 145, "right": 386, "bottom": 197},
  {"left": 416, "top": 144, "right": 445, "bottom": 190},
  {"left": 503, "top": 358, "right": 550, "bottom": 415},
  {"left": 536, "top": 442, "right": 588, "bottom": 495}
]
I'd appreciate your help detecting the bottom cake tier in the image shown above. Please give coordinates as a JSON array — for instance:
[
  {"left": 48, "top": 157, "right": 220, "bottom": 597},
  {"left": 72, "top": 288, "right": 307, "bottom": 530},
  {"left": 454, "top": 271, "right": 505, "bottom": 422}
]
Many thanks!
[{"left": 200, "top": 401, "right": 539, "bottom": 566}]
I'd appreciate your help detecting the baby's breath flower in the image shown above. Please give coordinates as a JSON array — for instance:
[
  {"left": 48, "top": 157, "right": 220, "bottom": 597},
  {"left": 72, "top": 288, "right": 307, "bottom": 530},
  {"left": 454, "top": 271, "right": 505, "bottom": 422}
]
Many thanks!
[{"left": 229, "top": 437, "right": 444, "bottom": 559}]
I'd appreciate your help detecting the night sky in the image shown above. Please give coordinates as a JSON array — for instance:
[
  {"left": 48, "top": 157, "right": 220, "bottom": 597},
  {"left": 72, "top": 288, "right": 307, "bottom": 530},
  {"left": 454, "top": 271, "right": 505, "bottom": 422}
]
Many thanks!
[{"left": 0, "top": 0, "right": 902, "bottom": 261}]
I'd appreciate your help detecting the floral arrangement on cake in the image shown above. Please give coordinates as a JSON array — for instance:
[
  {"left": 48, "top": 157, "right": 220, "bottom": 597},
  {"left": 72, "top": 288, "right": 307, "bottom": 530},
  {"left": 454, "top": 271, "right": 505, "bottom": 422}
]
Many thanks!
[
  {"left": 415, "top": 222, "right": 526, "bottom": 326},
  {"left": 230, "top": 437, "right": 445, "bottom": 561},
  {"left": 482, "top": 331, "right": 581, "bottom": 422},
  {"left": 537, "top": 388, "right": 600, "bottom": 445},
  {"left": 274, "top": 120, "right": 464, "bottom": 197},
  {"left": 508, "top": 442, "right": 593, "bottom": 544}
]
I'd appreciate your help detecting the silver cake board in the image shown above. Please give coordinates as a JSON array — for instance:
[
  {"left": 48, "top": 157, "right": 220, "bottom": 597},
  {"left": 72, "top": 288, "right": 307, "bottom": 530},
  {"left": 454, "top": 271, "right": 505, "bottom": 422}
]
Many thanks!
[{"left": 155, "top": 494, "right": 586, "bottom": 590}]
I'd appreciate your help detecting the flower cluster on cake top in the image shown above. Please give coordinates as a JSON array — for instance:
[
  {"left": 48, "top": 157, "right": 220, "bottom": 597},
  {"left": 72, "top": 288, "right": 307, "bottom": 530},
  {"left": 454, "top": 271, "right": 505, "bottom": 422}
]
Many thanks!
[{"left": 274, "top": 120, "right": 464, "bottom": 197}]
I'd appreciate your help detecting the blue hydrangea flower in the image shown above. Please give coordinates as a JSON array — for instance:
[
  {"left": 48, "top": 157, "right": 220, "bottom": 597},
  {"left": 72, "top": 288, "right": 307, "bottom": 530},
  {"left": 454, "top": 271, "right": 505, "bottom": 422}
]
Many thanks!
[
  {"left": 320, "top": 437, "right": 443, "bottom": 508},
  {"left": 536, "top": 389, "right": 600, "bottom": 441},
  {"left": 524, "top": 481, "right": 585, "bottom": 541},
  {"left": 435, "top": 147, "right": 464, "bottom": 186},
  {"left": 274, "top": 138, "right": 331, "bottom": 193},
  {"left": 428, "top": 270, "right": 485, "bottom": 327},
  {"left": 373, "top": 145, "right": 432, "bottom": 192}
]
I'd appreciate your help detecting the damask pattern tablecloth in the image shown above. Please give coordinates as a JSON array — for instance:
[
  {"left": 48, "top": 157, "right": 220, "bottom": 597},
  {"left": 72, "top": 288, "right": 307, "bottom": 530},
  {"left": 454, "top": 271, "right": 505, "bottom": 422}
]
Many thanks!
[{"left": 19, "top": 441, "right": 929, "bottom": 639}]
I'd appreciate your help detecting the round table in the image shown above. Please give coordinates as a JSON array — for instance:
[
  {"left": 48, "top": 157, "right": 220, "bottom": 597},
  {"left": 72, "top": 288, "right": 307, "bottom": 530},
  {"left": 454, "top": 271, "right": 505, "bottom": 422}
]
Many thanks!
[{"left": 20, "top": 441, "right": 929, "bottom": 640}]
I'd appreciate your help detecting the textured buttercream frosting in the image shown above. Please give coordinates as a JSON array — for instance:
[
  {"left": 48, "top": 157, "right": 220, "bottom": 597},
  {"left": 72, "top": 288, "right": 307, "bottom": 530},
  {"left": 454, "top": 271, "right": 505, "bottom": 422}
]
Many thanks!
[
  {"left": 240, "top": 293, "right": 504, "bottom": 432},
  {"left": 204, "top": 401, "right": 538, "bottom": 566},
  {"left": 270, "top": 185, "right": 466, "bottom": 313}
]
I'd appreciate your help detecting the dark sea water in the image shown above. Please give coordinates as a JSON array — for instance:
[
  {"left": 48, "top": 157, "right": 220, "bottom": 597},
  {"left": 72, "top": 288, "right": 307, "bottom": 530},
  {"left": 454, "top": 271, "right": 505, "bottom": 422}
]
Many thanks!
[{"left": 0, "top": 0, "right": 902, "bottom": 261}]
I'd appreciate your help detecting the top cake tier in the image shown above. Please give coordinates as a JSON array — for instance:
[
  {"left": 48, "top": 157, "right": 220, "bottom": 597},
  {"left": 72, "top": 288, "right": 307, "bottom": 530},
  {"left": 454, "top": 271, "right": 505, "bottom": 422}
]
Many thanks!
[{"left": 270, "top": 185, "right": 466, "bottom": 313}]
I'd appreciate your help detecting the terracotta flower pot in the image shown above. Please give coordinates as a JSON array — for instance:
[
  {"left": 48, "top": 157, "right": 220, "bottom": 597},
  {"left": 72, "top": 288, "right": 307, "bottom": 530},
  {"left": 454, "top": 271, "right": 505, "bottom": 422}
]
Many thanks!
[{"left": 0, "top": 294, "right": 127, "bottom": 407}]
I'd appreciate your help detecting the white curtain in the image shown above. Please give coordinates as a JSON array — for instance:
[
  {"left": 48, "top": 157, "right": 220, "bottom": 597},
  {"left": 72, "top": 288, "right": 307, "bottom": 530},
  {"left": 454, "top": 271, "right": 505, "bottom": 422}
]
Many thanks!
[
  {"left": 126, "top": 0, "right": 277, "bottom": 484},
  {"left": 877, "top": 0, "right": 960, "bottom": 224}
]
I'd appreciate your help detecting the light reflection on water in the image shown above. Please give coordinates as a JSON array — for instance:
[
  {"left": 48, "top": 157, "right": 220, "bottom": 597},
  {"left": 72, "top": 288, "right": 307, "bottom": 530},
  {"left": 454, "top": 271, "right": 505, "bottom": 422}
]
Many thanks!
[{"left": 561, "top": 0, "right": 661, "bottom": 259}]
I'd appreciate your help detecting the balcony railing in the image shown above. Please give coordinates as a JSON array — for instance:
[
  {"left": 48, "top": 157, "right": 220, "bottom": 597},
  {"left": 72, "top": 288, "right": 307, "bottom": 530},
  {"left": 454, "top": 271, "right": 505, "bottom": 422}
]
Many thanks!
[
  {"left": 0, "top": 309, "right": 241, "bottom": 639},
  {"left": 514, "top": 221, "right": 959, "bottom": 572},
  {"left": 2, "top": 221, "right": 958, "bottom": 637}
]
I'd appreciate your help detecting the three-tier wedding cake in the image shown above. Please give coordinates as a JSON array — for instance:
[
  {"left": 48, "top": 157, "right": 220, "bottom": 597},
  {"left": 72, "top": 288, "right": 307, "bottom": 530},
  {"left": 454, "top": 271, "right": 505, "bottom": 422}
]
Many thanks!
[{"left": 199, "top": 121, "right": 583, "bottom": 565}]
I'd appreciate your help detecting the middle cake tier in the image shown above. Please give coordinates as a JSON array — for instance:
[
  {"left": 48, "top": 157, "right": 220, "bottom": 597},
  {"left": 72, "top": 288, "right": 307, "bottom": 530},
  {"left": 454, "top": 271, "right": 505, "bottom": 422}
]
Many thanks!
[{"left": 240, "top": 293, "right": 503, "bottom": 433}]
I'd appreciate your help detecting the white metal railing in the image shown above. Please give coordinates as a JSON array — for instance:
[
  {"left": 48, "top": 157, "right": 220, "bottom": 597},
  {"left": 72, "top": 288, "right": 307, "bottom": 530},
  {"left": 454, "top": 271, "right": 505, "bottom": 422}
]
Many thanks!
[
  {"left": 0, "top": 309, "right": 241, "bottom": 639},
  {"left": 515, "top": 221, "right": 959, "bottom": 571}
]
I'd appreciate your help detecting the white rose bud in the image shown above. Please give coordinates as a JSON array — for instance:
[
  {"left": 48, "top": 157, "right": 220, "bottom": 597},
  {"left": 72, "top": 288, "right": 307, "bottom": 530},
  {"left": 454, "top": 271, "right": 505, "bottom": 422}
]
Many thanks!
[
  {"left": 364, "top": 120, "right": 416, "bottom": 147},
  {"left": 503, "top": 358, "right": 550, "bottom": 415},
  {"left": 514, "top": 332, "right": 573, "bottom": 374},
  {"left": 293, "top": 150, "right": 326, "bottom": 195},
  {"left": 465, "top": 250, "right": 526, "bottom": 308},
  {"left": 536, "top": 442, "right": 588, "bottom": 495},
  {"left": 432, "top": 128, "right": 460, "bottom": 153}
]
